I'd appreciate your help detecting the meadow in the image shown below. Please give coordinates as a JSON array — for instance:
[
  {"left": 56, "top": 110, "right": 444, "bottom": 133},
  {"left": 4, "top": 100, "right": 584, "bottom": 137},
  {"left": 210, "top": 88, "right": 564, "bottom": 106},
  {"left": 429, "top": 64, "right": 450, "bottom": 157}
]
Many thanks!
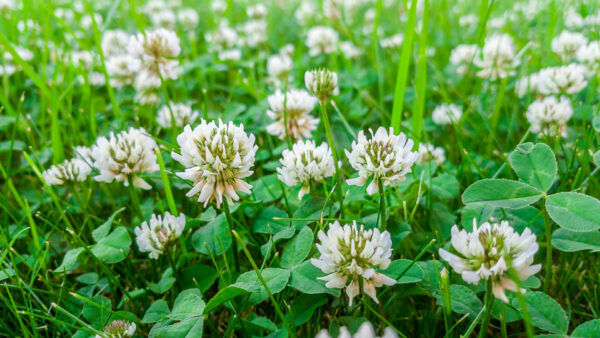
[{"left": 1, "top": 0, "right": 600, "bottom": 337}]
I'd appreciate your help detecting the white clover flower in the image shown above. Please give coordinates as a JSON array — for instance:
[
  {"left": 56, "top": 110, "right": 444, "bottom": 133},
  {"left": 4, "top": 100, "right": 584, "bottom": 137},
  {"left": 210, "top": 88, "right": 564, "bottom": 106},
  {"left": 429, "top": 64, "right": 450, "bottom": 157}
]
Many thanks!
[
  {"left": 380, "top": 34, "right": 404, "bottom": 49},
  {"left": 311, "top": 221, "right": 396, "bottom": 306},
  {"left": 101, "top": 29, "right": 130, "bottom": 57},
  {"left": 0, "top": 0, "right": 16, "bottom": 12},
  {"left": 135, "top": 212, "right": 185, "bottom": 259},
  {"left": 247, "top": 3, "right": 267, "bottom": 18},
  {"left": 43, "top": 158, "right": 92, "bottom": 186},
  {"left": 68, "top": 50, "right": 95, "bottom": 69},
  {"left": 177, "top": 8, "right": 199, "bottom": 30},
  {"left": 450, "top": 44, "right": 479, "bottom": 76},
  {"left": 128, "top": 28, "right": 181, "bottom": 81},
  {"left": 459, "top": 14, "right": 478, "bottom": 27},
  {"left": 576, "top": 41, "right": 600, "bottom": 72},
  {"left": 172, "top": 120, "right": 258, "bottom": 208},
  {"left": 133, "top": 71, "right": 162, "bottom": 105},
  {"left": 439, "top": 220, "right": 541, "bottom": 302},
  {"left": 585, "top": 12, "right": 600, "bottom": 26},
  {"left": 306, "top": 26, "right": 339, "bottom": 56},
  {"left": 526, "top": 96, "right": 573, "bottom": 137},
  {"left": 87, "top": 71, "right": 106, "bottom": 86},
  {"left": 304, "top": 68, "right": 339, "bottom": 101},
  {"left": 565, "top": 8, "right": 584, "bottom": 29},
  {"left": 3, "top": 46, "right": 33, "bottom": 62},
  {"left": 81, "top": 13, "right": 103, "bottom": 31},
  {"left": 74, "top": 145, "right": 94, "bottom": 168},
  {"left": 295, "top": 2, "right": 318, "bottom": 26},
  {"left": 143, "top": 0, "right": 168, "bottom": 15},
  {"left": 280, "top": 44, "right": 294, "bottom": 57},
  {"left": 239, "top": 20, "right": 267, "bottom": 47},
  {"left": 157, "top": 103, "right": 199, "bottom": 128},
  {"left": 150, "top": 10, "right": 176, "bottom": 30},
  {"left": 551, "top": 30, "right": 588, "bottom": 60},
  {"left": 316, "top": 322, "right": 398, "bottom": 338},
  {"left": 277, "top": 140, "right": 335, "bottom": 199},
  {"left": 267, "top": 54, "right": 293, "bottom": 85},
  {"left": 340, "top": 41, "right": 361, "bottom": 59},
  {"left": 416, "top": 143, "right": 446, "bottom": 164},
  {"left": 475, "top": 34, "right": 520, "bottom": 80},
  {"left": 91, "top": 127, "right": 159, "bottom": 189},
  {"left": 432, "top": 103, "right": 462, "bottom": 125},
  {"left": 218, "top": 48, "right": 241, "bottom": 61},
  {"left": 537, "top": 64, "right": 587, "bottom": 95},
  {"left": 205, "top": 22, "right": 238, "bottom": 51},
  {"left": 0, "top": 64, "right": 16, "bottom": 76},
  {"left": 211, "top": 0, "right": 227, "bottom": 14},
  {"left": 266, "top": 89, "right": 319, "bottom": 140},
  {"left": 106, "top": 54, "right": 141, "bottom": 87},
  {"left": 95, "top": 320, "right": 136, "bottom": 338},
  {"left": 345, "top": 127, "right": 418, "bottom": 195},
  {"left": 515, "top": 73, "right": 539, "bottom": 98},
  {"left": 54, "top": 8, "right": 75, "bottom": 24}
]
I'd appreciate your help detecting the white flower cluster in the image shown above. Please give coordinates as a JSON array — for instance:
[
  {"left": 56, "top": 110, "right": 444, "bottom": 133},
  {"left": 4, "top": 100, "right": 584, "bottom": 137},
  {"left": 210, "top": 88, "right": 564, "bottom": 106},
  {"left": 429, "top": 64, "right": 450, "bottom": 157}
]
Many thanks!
[
  {"left": 416, "top": 143, "right": 446, "bottom": 164},
  {"left": 316, "top": 321, "right": 398, "bottom": 338},
  {"left": 135, "top": 212, "right": 185, "bottom": 259},
  {"left": 551, "top": 30, "right": 588, "bottom": 60},
  {"left": 432, "top": 103, "right": 462, "bottom": 125},
  {"left": 266, "top": 89, "right": 319, "bottom": 141},
  {"left": 311, "top": 221, "right": 396, "bottom": 306},
  {"left": 475, "top": 34, "right": 520, "bottom": 80},
  {"left": 526, "top": 96, "right": 573, "bottom": 137},
  {"left": 439, "top": 220, "right": 541, "bottom": 302},
  {"left": 172, "top": 120, "right": 257, "bottom": 208},
  {"left": 537, "top": 64, "right": 587, "bottom": 96},
  {"left": 205, "top": 21, "right": 241, "bottom": 61},
  {"left": 305, "top": 68, "right": 339, "bottom": 101},
  {"left": 43, "top": 159, "right": 92, "bottom": 186},
  {"left": 346, "top": 127, "right": 418, "bottom": 195},
  {"left": 267, "top": 53, "right": 293, "bottom": 86},
  {"left": 515, "top": 73, "right": 539, "bottom": 98},
  {"left": 380, "top": 34, "right": 404, "bottom": 49},
  {"left": 277, "top": 140, "right": 335, "bottom": 199},
  {"left": 103, "top": 30, "right": 140, "bottom": 88},
  {"left": 95, "top": 320, "right": 136, "bottom": 338},
  {"left": 450, "top": 44, "right": 479, "bottom": 76},
  {"left": 156, "top": 102, "right": 199, "bottom": 128},
  {"left": 576, "top": 41, "right": 600, "bottom": 71},
  {"left": 0, "top": 46, "right": 33, "bottom": 76},
  {"left": 91, "top": 127, "right": 159, "bottom": 190},
  {"left": 306, "top": 26, "right": 339, "bottom": 56},
  {"left": 129, "top": 28, "right": 182, "bottom": 81}
]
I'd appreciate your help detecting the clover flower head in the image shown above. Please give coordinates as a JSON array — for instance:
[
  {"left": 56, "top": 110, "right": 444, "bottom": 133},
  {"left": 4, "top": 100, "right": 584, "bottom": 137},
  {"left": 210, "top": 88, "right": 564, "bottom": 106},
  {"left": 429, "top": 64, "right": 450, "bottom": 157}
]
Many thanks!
[
  {"left": 43, "top": 158, "right": 92, "bottom": 186},
  {"left": 239, "top": 19, "right": 267, "bottom": 48},
  {"left": 475, "top": 34, "right": 520, "bottom": 80},
  {"left": 247, "top": 4, "right": 267, "bottom": 19},
  {"left": 432, "top": 103, "right": 462, "bottom": 126},
  {"left": 172, "top": 120, "right": 258, "bottom": 208},
  {"left": 304, "top": 68, "right": 339, "bottom": 101},
  {"left": 551, "top": 30, "right": 587, "bottom": 60},
  {"left": 267, "top": 53, "right": 293, "bottom": 85},
  {"left": 526, "top": 96, "right": 573, "bottom": 137},
  {"left": 316, "top": 321, "right": 398, "bottom": 338},
  {"left": 537, "top": 64, "right": 587, "bottom": 95},
  {"left": 266, "top": 89, "right": 319, "bottom": 140},
  {"left": 565, "top": 8, "right": 584, "bottom": 29},
  {"left": 135, "top": 212, "right": 185, "bottom": 259},
  {"left": 102, "top": 29, "right": 130, "bottom": 57},
  {"left": 128, "top": 28, "right": 181, "bottom": 81},
  {"left": 277, "top": 140, "right": 335, "bottom": 199},
  {"left": 311, "top": 221, "right": 396, "bottom": 306},
  {"left": 576, "top": 41, "right": 600, "bottom": 72},
  {"left": 450, "top": 44, "right": 479, "bottom": 76},
  {"left": 417, "top": 143, "right": 446, "bottom": 164},
  {"left": 345, "top": 127, "right": 418, "bottom": 195},
  {"left": 177, "top": 8, "right": 199, "bottom": 30},
  {"left": 95, "top": 320, "right": 136, "bottom": 338},
  {"left": 91, "top": 127, "right": 159, "bottom": 189},
  {"left": 157, "top": 103, "right": 199, "bottom": 128},
  {"left": 150, "top": 10, "right": 176, "bottom": 30},
  {"left": 306, "top": 26, "right": 339, "bottom": 56},
  {"left": 340, "top": 41, "right": 361, "bottom": 59},
  {"left": 439, "top": 220, "right": 541, "bottom": 302},
  {"left": 205, "top": 22, "right": 238, "bottom": 51},
  {"left": 380, "top": 34, "right": 404, "bottom": 49},
  {"left": 106, "top": 54, "right": 141, "bottom": 87},
  {"left": 218, "top": 48, "right": 242, "bottom": 61},
  {"left": 515, "top": 73, "right": 539, "bottom": 98}
]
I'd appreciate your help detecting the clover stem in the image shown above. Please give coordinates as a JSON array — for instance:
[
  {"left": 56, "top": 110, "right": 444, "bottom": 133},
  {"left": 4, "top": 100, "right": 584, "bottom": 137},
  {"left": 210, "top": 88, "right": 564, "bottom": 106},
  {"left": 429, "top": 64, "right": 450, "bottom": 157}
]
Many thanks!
[
  {"left": 223, "top": 199, "right": 240, "bottom": 272},
  {"left": 378, "top": 179, "right": 386, "bottom": 230},
  {"left": 478, "top": 279, "right": 494, "bottom": 338},
  {"left": 543, "top": 196, "right": 552, "bottom": 293},
  {"left": 319, "top": 99, "right": 345, "bottom": 218},
  {"left": 126, "top": 175, "right": 144, "bottom": 220}
]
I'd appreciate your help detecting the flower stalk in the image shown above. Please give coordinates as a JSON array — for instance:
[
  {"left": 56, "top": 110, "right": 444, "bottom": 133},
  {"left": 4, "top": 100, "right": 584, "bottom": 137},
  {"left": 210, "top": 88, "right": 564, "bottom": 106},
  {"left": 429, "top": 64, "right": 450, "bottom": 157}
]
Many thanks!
[{"left": 319, "top": 100, "right": 345, "bottom": 218}]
